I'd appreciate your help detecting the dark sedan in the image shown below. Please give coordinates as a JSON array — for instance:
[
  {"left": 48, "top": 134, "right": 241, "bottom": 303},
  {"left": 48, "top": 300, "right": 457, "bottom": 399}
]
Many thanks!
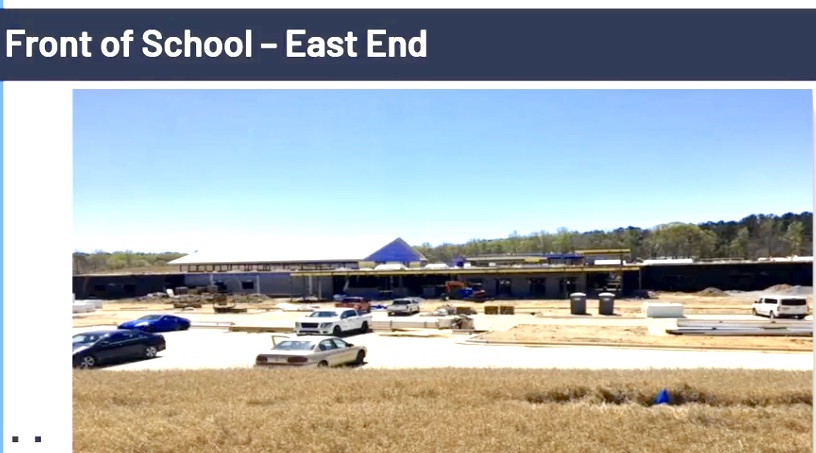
[
  {"left": 73, "top": 329, "right": 166, "bottom": 369},
  {"left": 118, "top": 314, "right": 191, "bottom": 332}
]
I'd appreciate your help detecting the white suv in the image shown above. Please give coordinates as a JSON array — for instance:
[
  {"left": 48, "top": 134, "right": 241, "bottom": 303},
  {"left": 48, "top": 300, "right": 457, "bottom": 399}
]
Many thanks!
[{"left": 752, "top": 296, "right": 809, "bottom": 320}]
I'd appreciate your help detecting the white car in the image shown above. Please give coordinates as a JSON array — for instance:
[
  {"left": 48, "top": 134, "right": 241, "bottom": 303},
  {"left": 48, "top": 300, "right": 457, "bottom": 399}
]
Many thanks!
[
  {"left": 752, "top": 296, "right": 809, "bottom": 320},
  {"left": 255, "top": 335, "right": 367, "bottom": 368},
  {"left": 294, "top": 308, "right": 372, "bottom": 336},
  {"left": 386, "top": 297, "right": 423, "bottom": 316}
]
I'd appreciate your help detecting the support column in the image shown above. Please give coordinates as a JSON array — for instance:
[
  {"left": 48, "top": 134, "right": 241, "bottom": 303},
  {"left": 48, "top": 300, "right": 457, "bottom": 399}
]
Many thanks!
[
  {"left": 575, "top": 274, "right": 588, "bottom": 293},
  {"left": 545, "top": 277, "right": 560, "bottom": 299}
]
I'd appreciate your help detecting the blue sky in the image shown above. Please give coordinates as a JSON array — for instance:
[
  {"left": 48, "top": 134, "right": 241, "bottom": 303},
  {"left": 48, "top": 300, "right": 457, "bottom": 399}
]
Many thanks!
[{"left": 73, "top": 89, "right": 813, "bottom": 253}]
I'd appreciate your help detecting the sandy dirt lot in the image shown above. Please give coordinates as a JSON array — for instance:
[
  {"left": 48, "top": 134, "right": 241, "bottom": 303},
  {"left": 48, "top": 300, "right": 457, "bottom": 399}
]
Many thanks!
[
  {"left": 476, "top": 324, "right": 813, "bottom": 352},
  {"left": 71, "top": 327, "right": 814, "bottom": 372},
  {"left": 74, "top": 296, "right": 808, "bottom": 323},
  {"left": 73, "top": 291, "right": 813, "bottom": 352},
  {"left": 83, "top": 287, "right": 811, "bottom": 312}
]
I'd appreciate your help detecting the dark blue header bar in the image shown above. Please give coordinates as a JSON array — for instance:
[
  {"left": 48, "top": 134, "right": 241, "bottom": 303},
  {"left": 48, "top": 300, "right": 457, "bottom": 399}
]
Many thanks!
[{"left": 1, "top": 9, "right": 816, "bottom": 81}]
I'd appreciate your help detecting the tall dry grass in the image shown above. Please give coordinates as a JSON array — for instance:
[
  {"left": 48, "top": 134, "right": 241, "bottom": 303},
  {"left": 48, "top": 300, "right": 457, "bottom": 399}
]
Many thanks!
[{"left": 74, "top": 368, "right": 812, "bottom": 453}]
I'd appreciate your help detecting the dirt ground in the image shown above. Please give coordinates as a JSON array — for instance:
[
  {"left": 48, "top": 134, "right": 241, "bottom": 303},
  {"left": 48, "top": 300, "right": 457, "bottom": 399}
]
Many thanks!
[
  {"left": 84, "top": 289, "right": 793, "bottom": 313},
  {"left": 73, "top": 368, "right": 812, "bottom": 453},
  {"left": 74, "top": 292, "right": 813, "bottom": 352},
  {"left": 69, "top": 296, "right": 751, "bottom": 328},
  {"left": 477, "top": 324, "right": 813, "bottom": 352}
]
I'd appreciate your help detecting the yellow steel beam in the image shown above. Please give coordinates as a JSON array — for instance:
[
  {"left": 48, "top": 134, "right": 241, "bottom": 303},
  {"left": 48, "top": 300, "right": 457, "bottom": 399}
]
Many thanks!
[
  {"left": 574, "top": 248, "right": 631, "bottom": 255},
  {"left": 290, "top": 265, "right": 641, "bottom": 278}
]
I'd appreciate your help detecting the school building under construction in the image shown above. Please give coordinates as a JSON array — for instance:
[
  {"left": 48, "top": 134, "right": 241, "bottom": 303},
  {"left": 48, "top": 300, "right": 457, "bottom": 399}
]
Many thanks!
[{"left": 72, "top": 236, "right": 814, "bottom": 300}]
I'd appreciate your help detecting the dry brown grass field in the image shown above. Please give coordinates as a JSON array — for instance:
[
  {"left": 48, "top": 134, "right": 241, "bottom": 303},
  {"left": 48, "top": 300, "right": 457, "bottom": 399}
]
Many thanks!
[
  {"left": 478, "top": 324, "right": 814, "bottom": 351},
  {"left": 74, "top": 368, "right": 812, "bottom": 453}
]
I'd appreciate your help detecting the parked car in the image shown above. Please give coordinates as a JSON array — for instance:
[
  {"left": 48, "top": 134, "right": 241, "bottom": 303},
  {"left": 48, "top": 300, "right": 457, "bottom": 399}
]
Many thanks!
[
  {"left": 295, "top": 308, "right": 372, "bottom": 336},
  {"left": 255, "top": 335, "right": 367, "bottom": 368},
  {"left": 335, "top": 296, "right": 371, "bottom": 314},
  {"left": 118, "top": 314, "right": 191, "bottom": 332},
  {"left": 73, "top": 329, "right": 166, "bottom": 369},
  {"left": 386, "top": 297, "right": 423, "bottom": 316},
  {"left": 752, "top": 296, "right": 810, "bottom": 320}
]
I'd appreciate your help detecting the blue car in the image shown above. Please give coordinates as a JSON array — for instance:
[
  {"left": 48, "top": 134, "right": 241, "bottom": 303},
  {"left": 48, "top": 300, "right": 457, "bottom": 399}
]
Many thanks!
[{"left": 118, "top": 314, "right": 191, "bottom": 333}]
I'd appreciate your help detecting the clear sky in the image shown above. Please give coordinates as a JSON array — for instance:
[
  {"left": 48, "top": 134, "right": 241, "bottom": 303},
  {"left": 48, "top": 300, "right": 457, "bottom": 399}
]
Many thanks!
[{"left": 73, "top": 89, "right": 814, "bottom": 253}]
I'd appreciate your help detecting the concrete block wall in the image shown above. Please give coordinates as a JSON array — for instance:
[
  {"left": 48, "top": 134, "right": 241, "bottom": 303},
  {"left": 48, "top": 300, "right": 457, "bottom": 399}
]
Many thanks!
[
  {"left": 477, "top": 275, "right": 589, "bottom": 299},
  {"left": 180, "top": 272, "right": 588, "bottom": 300},
  {"left": 290, "top": 275, "right": 334, "bottom": 298},
  {"left": 183, "top": 272, "right": 333, "bottom": 297}
]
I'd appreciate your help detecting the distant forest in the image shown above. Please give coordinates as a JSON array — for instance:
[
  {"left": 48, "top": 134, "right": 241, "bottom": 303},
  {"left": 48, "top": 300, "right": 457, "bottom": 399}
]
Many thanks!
[
  {"left": 414, "top": 212, "right": 813, "bottom": 263},
  {"left": 73, "top": 212, "right": 812, "bottom": 274}
]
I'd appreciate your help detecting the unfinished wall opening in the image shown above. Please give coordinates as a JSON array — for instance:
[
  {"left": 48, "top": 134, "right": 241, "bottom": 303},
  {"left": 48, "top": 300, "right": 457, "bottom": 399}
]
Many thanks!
[
  {"left": 241, "top": 280, "right": 255, "bottom": 290},
  {"left": 589, "top": 274, "right": 609, "bottom": 291},
  {"left": 565, "top": 277, "right": 577, "bottom": 295},
  {"left": 557, "top": 278, "right": 577, "bottom": 298},
  {"left": 663, "top": 275, "right": 685, "bottom": 292},
  {"left": 529, "top": 278, "right": 547, "bottom": 297},
  {"left": 728, "top": 273, "right": 753, "bottom": 291},
  {"left": 496, "top": 279, "right": 513, "bottom": 297}
]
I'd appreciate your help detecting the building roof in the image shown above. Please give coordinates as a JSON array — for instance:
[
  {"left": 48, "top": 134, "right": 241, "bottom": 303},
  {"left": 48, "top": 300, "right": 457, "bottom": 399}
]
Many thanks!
[
  {"left": 364, "top": 237, "right": 427, "bottom": 263},
  {"left": 168, "top": 236, "right": 423, "bottom": 265}
]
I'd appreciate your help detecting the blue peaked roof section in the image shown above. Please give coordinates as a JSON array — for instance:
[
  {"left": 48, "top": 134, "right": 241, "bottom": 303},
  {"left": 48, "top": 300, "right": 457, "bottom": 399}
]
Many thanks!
[{"left": 365, "top": 238, "right": 428, "bottom": 263}]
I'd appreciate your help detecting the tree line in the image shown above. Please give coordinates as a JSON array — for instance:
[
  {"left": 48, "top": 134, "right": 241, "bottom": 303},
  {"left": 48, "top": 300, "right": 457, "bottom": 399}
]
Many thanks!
[
  {"left": 74, "top": 212, "right": 812, "bottom": 274},
  {"left": 72, "top": 251, "right": 185, "bottom": 275},
  {"left": 413, "top": 212, "right": 813, "bottom": 264}
]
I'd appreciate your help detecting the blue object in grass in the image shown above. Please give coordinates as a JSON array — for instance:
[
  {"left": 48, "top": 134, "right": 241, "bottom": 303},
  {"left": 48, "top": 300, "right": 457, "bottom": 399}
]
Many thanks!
[{"left": 654, "top": 389, "right": 671, "bottom": 405}]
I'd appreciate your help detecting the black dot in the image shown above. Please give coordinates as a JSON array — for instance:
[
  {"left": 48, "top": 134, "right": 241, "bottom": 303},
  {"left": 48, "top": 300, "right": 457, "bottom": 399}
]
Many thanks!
[
  {"left": 35, "top": 436, "right": 42, "bottom": 443},
  {"left": 11, "top": 436, "right": 18, "bottom": 442}
]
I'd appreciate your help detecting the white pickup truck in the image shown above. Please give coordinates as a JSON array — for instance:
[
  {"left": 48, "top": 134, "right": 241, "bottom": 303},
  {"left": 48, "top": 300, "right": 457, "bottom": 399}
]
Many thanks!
[{"left": 295, "top": 308, "right": 372, "bottom": 336}]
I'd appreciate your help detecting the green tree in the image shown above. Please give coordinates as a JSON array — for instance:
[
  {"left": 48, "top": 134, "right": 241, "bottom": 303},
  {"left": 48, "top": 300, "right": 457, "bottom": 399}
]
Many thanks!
[
  {"left": 553, "top": 227, "right": 575, "bottom": 253},
  {"left": 757, "top": 216, "right": 780, "bottom": 257},
  {"left": 784, "top": 221, "right": 806, "bottom": 256},
  {"left": 73, "top": 211, "right": 815, "bottom": 271},
  {"left": 728, "top": 227, "right": 750, "bottom": 258}
]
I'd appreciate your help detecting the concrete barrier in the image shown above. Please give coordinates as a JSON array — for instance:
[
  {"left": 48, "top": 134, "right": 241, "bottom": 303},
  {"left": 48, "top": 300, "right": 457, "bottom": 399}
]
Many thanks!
[
  {"left": 676, "top": 319, "right": 807, "bottom": 329},
  {"left": 191, "top": 321, "right": 235, "bottom": 329},
  {"left": 643, "top": 303, "right": 684, "bottom": 318},
  {"left": 371, "top": 317, "right": 454, "bottom": 331},
  {"left": 72, "top": 302, "right": 97, "bottom": 314},
  {"left": 228, "top": 324, "right": 294, "bottom": 333}
]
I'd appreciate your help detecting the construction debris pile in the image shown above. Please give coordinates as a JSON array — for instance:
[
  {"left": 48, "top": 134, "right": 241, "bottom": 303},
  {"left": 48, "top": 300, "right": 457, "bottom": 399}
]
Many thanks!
[
  {"left": 136, "top": 286, "right": 275, "bottom": 311},
  {"left": 272, "top": 302, "right": 319, "bottom": 312},
  {"left": 763, "top": 284, "right": 812, "bottom": 296},
  {"left": 450, "top": 314, "right": 475, "bottom": 330},
  {"left": 423, "top": 304, "right": 477, "bottom": 317},
  {"left": 697, "top": 287, "right": 727, "bottom": 297},
  {"left": 139, "top": 292, "right": 170, "bottom": 300}
]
